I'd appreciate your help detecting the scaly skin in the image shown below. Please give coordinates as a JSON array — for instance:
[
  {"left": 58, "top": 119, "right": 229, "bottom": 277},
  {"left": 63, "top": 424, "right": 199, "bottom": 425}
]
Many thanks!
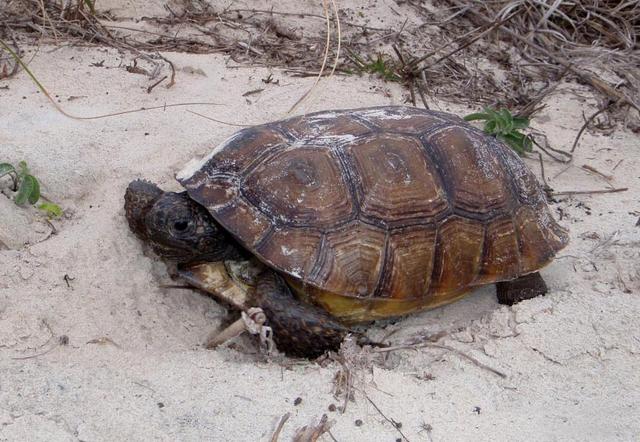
[
  {"left": 496, "top": 272, "right": 547, "bottom": 306},
  {"left": 255, "top": 271, "right": 348, "bottom": 358},
  {"left": 124, "top": 180, "right": 245, "bottom": 263}
]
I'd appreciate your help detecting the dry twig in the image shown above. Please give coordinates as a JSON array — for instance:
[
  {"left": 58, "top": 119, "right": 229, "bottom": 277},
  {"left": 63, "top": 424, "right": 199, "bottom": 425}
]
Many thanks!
[
  {"left": 364, "top": 394, "right": 411, "bottom": 442},
  {"left": 292, "top": 414, "right": 334, "bottom": 442},
  {"left": 287, "top": 0, "right": 340, "bottom": 114},
  {"left": 375, "top": 342, "right": 507, "bottom": 378},
  {"left": 581, "top": 164, "right": 613, "bottom": 181},
  {"left": 270, "top": 412, "right": 290, "bottom": 442},
  {"left": 551, "top": 187, "right": 628, "bottom": 197},
  {"left": 571, "top": 103, "right": 613, "bottom": 153}
]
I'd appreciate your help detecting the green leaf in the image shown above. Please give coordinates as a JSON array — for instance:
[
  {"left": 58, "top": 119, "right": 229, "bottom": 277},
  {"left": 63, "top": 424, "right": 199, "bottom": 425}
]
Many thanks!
[
  {"left": 484, "top": 119, "right": 497, "bottom": 134},
  {"left": 500, "top": 109, "right": 515, "bottom": 133},
  {"left": 512, "top": 116, "right": 530, "bottom": 129},
  {"left": 38, "top": 202, "right": 63, "bottom": 219},
  {"left": 483, "top": 107, "right": 500, "bottom": 120},
  {"left": 499, "top": 108, "right": 513, "bottom": 120},
  {"left": 0, "top": 163, "right": 16, "bottom": 178},
  {"left": 17, "top": 160, "right": 29, "bottom": 177},
  {"left": 466, "top": 107, "right": 532, "bottom": 151},
  {"left": 14, "top": 174, "right": 39, "bottom": 206},
  {"left": 463, "top": 112, "right": 491, "bottom": 121},
  {"left": 493, "top": 111, "right": 511, "bottom": 134},
  {"left": 497, "top": 134, "right": 521, "bottom": 155},
  {"left": 500, "top": 132, "right": 533, "bottom": 156},
  {"left": 26, "top": 175, "right": 40, "bottom": 204}
]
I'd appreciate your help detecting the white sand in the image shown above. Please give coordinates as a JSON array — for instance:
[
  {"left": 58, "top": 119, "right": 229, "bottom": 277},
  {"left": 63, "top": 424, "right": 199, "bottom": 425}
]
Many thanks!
[{"left": 1, "top": 2, "right": 639, "bottom": 441}]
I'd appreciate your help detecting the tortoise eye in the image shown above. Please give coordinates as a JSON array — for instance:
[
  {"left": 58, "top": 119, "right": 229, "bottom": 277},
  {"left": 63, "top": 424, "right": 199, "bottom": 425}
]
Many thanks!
[{"left": 173, "top": 220, "right": 190, "bottom": 232}]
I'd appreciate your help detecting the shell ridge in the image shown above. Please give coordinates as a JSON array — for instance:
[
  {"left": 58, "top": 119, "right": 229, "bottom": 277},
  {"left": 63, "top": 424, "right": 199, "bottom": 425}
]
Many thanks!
[
  {"left": 372, "top": 231, "right": 392, "bottom": 298},
  {"left": 417, "top": 129, "right": 455, "bottom": 207}
]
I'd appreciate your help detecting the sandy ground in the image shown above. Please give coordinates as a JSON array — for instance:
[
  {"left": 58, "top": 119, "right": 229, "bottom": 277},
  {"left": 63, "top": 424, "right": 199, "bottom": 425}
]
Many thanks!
[{"left": 1, "top": 2, "right": 640, "bottom": 441}]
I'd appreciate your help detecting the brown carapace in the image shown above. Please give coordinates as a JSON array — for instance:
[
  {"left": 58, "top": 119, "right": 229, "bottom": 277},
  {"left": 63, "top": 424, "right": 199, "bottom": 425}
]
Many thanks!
[{"left": 177, "top": 106, "right": 568, "bottom": 323}]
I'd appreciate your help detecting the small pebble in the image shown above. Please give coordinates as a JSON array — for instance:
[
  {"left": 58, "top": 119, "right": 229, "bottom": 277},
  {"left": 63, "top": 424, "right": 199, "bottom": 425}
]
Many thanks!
[
  {"left": 328, "top": 404, "right": 337, "bottom": 412},
  {"left": 294, "top": 397, "right": 302, "bottom": 406},
  {"left": 355, "top": 419, "right": 363, "bottom": 427}
]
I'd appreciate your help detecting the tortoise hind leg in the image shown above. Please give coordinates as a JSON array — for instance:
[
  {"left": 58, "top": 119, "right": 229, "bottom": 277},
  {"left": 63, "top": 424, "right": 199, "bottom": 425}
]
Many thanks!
[
  {"left": 256, "top": 271, "right": 349, "bottom": 358},
  {"left": 496, "top": 272, "right": 548, "bottom": 306}
]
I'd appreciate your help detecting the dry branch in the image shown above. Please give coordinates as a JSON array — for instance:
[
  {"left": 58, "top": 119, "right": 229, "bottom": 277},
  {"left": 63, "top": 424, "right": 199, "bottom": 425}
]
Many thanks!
[
  {"left": 446, "top": 0, "right": 640, "bottom": 112},
  {"left": 270, "top": 413, "right": 290, "bottom": 442},
  {"left": 551, "top": 187, "right": 628, "bottom": 197},
  {"left": 292, "top": 414, "right": 334, "bottom": 442}
]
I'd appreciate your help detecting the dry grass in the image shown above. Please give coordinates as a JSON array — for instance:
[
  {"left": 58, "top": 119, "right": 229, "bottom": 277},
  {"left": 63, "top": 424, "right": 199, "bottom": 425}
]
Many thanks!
[
  {"left": 441, "top": 0, "right": 640, "bottom": 112},
  {"left": 2, "top": 0, "right": 638, "bottom": 122},
  {"left": 493, "top": 0, "right": 638, "bottom": 55}
]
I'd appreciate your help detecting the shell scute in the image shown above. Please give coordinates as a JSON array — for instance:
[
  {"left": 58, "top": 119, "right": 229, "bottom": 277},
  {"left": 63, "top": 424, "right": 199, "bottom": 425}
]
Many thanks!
[
  {"left": 214, "top": 199, "right": 272, "bottom": 248},
  {"left": 514, "top": 205, "right": 556, "bottom": 273},
  {"left": 354, "top": 106, "right": 451, "bottom": 133},
  {"left": 384, "top": 227, "right": 437, "bottom": 299},
  {"left": 431, "top": 216, "right": 484, "bottom": 294},
  {"left": 308, "top": 222, "right": 386, "bottom": 298},
  {"left": 280, "top": 110, "right": 372, "bottom": 142},
  {"left": 426, "top": 125, "right": 512, "bottom": 214},
  {"left": 346, "top": 133, "right": 449, "bottom": 225},
  {"left": 477, "top": 215, "right": 521, "bottom": 284},
  {"left": 204, "top": 125, "right": 287, "bottom": 175},
  {"left": 241, "top": 146, "right": 355, "bottom": 228},
  {"left": 256, "top": 227, "right": 322, "bottom": 280}
]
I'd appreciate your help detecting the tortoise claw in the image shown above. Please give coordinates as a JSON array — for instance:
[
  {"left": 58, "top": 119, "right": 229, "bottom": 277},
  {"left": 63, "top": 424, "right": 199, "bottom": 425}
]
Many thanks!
[{"left": 204, "top": 307, "right": 272, "bottom": 350}]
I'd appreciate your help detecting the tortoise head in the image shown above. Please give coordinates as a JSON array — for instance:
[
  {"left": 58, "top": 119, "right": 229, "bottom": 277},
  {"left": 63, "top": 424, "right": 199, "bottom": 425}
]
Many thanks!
[{"left": 124, "top": 180, "right": 244, "bottom": 263}]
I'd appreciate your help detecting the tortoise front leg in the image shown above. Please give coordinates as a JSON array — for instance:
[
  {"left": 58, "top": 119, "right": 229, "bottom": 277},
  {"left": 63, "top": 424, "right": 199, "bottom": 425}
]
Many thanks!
[
  {"left": 496, "top": 271, "right": 548, "bottom": 306},
  {"left": 256, "top": 271, "right": 349, "bottom": 358}
]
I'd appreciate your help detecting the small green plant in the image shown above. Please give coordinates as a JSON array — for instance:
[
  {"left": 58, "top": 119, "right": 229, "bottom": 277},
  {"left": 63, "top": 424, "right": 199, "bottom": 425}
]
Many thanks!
[
  {"left": 0, "top": 161, "right": 62, "bottom": 218},
  {"left": 1, "top": 161, "right": 40, "bottom": 205},
  {"left": 349, "top": 52, "right": 400, "bottom": 82},
  {"left": 464, "top": 107, "right": 533, "bottom": 156},
  {"left": 39, "top": 202, "right": 64, "bottom": 219}
]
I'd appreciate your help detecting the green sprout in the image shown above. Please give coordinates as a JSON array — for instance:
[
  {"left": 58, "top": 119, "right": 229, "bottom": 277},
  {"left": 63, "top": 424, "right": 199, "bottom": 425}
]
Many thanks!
[
  {"left": 349, "top": 52, "right": 400, "bottom": 82},
  {"left": 38, "top": 202, "right": 64, "bottom": 219},
  {"left": 0, "top": 161, "right": 62, "bottom": 218},
  {"left": 364, "top": 54, "right": 400, "bottom": 82},
  {"left": 464, "top": 107, "right": 533, "bottom": 156}
]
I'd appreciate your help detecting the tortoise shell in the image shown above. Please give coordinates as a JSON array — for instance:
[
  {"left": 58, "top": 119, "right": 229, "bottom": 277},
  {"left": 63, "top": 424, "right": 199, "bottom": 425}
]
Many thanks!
[{"left": 177, "top": 106, "right": 568, "bottom": 322}]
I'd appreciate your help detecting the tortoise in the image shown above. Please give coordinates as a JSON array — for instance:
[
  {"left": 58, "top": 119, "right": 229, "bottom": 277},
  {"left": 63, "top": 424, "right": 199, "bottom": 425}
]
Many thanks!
[{"left": 124, "top": 105, "right": 568, "bottom": 357}]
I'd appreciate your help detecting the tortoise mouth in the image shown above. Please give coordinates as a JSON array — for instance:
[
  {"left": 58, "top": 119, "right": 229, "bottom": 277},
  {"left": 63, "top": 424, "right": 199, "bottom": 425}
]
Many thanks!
[{"left": 124, "top": 179, "right": 164, "bottom": 239}]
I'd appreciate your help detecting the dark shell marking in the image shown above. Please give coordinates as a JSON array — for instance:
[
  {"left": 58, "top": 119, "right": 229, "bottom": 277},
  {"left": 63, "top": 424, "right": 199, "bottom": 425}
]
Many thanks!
[{"left": 178, "top": 106, "right": 568, "bottom": 304}]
